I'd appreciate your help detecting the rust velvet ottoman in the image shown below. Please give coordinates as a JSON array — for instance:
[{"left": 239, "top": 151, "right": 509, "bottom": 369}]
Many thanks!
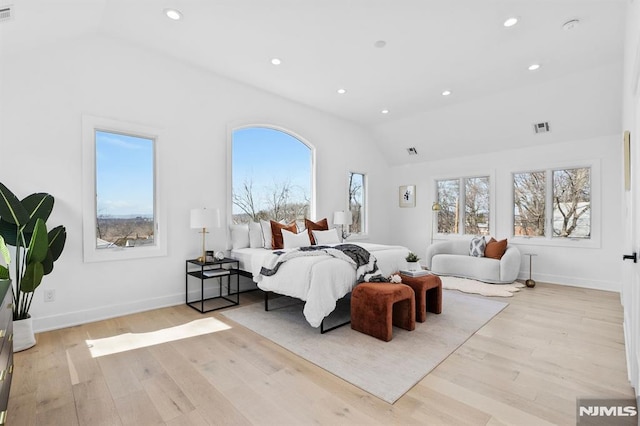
[
  {"left": 350, "top": 283, "right": 416, "bottom": 341},
  {"left": 399, "top": 273, "right": 442, "bottom": 322}
]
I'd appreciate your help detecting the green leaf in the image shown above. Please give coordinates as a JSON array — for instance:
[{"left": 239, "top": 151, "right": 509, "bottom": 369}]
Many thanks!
[
  {"left": 21, "top": 262, "right": 44, "bottom": 293},
  {"left": 0, "top": 218, "right": 19, "bottom": 246},
  {"left": 0, "top": 182, "right": 30, "bottom": 227},
  {"left": 0, "top": 235, "right": 9, "bottom": 265},
  {"left": 47, "top": 225, "right": 67, "bottom": 262},
  {"left": 42, "top": 250, "right": 53, "bottom": 275},
  {"left": 21, "top": 193, "right": 54, "bottom": 234},
  {"left": 27, "top": 218, "right": 48, "bottom": 264},
  {"left": 0, "top": 265, "right": 8, "bottom": 280}
]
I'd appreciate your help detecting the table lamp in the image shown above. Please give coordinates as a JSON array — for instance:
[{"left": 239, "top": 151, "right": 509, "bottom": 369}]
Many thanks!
[
  {"left": 190, "top": 208, "right": 220, "bottom": 262},
  {"left": 333, "top": 210, "right": 353, "bottom": 241}
]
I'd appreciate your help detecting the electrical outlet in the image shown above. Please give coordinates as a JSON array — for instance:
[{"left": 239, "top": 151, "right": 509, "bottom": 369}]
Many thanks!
[{"left": 44, "top": 289, "right": 55, "bottom": 302}]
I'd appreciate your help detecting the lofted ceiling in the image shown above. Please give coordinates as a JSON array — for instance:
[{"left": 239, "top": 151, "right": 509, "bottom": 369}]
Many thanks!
[{"left": 0, "top": 0, "right": 626, "bottom": 164}]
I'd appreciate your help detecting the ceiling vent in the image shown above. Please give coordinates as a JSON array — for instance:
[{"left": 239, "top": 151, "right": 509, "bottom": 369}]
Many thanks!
[
  {"left": 407, "top": 147, "right": 418, "bottom": 155},
  {"left": 533, "top": 122, "right": 550, "bottom": 134},
  {"left": 0, "top": 5, "right": 13, "bottom": 23}
]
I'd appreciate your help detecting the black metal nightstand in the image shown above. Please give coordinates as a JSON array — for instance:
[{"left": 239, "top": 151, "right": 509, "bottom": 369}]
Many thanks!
[{"left": 185, "top": 257, "right": 240, "bottom": 313}]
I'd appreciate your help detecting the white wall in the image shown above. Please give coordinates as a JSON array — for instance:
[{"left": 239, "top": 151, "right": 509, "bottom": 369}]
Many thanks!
[
  {"left": 386, "top": 135, "right": 622, "bottom": 291},
  {"left": 0, "top": 35, "right": 391, "bottom": 332}
]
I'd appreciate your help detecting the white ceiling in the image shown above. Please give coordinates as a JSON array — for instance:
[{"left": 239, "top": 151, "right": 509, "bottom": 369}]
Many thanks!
[{"left": 0, "top": 0, "right": 626, "bottom": 163}]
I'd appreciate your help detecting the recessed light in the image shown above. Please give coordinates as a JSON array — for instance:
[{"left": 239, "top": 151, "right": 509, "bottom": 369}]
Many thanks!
[
  {"left": 337, "top": 88, "right": 347, "bottom": 94},
  {"left": 381, "top": 109, "right": 389, "bottom": 114},
  {"left": 528, "top": 63, "right": 541, "bottom": 71},
  {"left": 442, "top": 90, "right": 452, "bottom": 96},
  {"left": 164, "top": 8, "right": 182, "bottom": 20},
  {"left": 271, "top": 58, "right": 282, "bottom": 65},
  {"left": 374, "top": 40, "right": 387, "bottom": 48},
  {"left": 503, "top": 17, "right": 518, "bottom": 27}
]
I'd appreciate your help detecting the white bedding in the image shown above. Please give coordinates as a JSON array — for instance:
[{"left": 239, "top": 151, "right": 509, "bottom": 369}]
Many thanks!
[{"left": 234, "top": 243, "right": 410, "bottom": 327}]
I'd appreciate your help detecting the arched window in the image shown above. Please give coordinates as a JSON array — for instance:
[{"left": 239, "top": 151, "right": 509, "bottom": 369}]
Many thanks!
[{"left": 231, "top": 126, "right": 313, "bottom": 224}]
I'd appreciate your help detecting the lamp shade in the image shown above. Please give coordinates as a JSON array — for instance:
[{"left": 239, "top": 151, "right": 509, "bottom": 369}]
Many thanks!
[
  {"left": 333, "top": 210, "right": 353, "bottom": 226},
  {"left": 190, "top": 208, "right": 221, "bottom": 229}
]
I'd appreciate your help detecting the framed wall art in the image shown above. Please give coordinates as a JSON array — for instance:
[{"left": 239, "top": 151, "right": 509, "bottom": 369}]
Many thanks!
[{"left": 399, "top": 185, "right": 416, "bottom": 208}]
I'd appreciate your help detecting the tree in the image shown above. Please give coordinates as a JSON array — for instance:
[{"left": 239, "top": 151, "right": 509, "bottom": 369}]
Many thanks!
[
  {"left": 464, "top": 177, "right": 490, "bottom": 235},
  {"left": 553, "top": 168, "right": 590, "bottom": 237},
  {"left": 513, "top": 172, "right": 546, "bottom": 236},
  {"left": 232, "top": 177, "right": 309, "bottom": 224},
  {"left": 437, "top": 180, "right": 459, "bottom": 233},
  {"left": 232, "top": 178, "right": 261, "bottom": 222},
  {"left": 349, "top": 173, "right": 363, "bottom": 233}
]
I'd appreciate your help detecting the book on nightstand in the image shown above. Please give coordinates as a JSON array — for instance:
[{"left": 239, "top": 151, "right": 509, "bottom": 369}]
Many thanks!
[
  {"left": 399, "top": 269, "right": 432, "bottom": 277},
  {"left": 202, "top": 270, "right": 231, "bottom": 278}
]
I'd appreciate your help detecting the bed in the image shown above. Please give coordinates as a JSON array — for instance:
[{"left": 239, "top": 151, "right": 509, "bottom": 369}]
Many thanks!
[{"left": 231, "top": 242, "right": 411, "bottom": 328}]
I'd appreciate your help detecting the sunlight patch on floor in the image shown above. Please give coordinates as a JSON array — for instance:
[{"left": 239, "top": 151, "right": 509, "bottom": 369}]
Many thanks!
[{"left": 86, "top": 317, "right": 232, "bottom": 358}]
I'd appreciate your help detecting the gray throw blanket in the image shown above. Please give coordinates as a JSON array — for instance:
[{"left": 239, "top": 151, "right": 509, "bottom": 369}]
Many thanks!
[{"left": 260, "top": 244, "right": 389, "bottom": 283}]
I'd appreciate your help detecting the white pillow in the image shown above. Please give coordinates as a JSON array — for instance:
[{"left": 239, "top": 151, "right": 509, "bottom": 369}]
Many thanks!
[
  {"left": 282, "top": 229, "right": 311, "bottom": 249},
  {"left": 312, "top": 228, "right": 341, "bottom": 245},
  {"left": 248, "top": 222, "right": 263, "bottom": 248},
  {"left": 260, "top": 219, "right": 273, "bottom": 249},
  {"left": 230, "top": 224, "right": 250, "bottom": 249}
]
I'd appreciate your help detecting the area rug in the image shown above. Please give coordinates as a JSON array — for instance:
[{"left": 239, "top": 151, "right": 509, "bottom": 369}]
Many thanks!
[
  {"left": 439, "top": 276, "right": 525, "bottom": 297},
  {"left": 221, "top": 290, "right": 507, "bottom": 404}
]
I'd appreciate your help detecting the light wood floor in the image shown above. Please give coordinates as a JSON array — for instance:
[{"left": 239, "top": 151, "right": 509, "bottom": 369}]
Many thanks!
[{"left": 7, "top": 283, "right": 636, "bottom": 425}]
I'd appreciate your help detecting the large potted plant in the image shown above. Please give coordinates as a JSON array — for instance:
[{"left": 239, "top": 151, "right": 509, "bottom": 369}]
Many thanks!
[{"left": 0, "top": 182, "right": 67, "bottom": 351}]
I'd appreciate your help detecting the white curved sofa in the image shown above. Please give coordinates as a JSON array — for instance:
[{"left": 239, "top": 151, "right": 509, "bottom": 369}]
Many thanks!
[{"left": 425, "top": 238, "right": 521, "bottom": 284}]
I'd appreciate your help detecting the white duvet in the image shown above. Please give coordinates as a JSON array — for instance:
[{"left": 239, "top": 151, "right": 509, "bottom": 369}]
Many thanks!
[{"left": 253, "top": 243, "right": 410, "bottom": 327}]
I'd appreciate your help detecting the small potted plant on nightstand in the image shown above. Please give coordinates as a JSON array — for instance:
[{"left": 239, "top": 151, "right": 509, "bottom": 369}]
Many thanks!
[{"left": 405, "top": 252, "right": 421, "bottom": 271}]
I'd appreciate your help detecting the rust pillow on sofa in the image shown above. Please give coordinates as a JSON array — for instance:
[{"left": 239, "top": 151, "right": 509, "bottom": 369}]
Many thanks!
[
  {"left": 304, "top": 218, "right": 328, "bottom": 244},
  {"left": 270, "top": 220, "right": 298, "bottom": 249},
  {"left": 484, "top": 238, "right": 508, "bottom": 259}
]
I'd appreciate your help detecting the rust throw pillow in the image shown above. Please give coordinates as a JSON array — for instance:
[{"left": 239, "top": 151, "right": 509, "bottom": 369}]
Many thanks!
[
  {"left": 305, "top": 218, "right": 328, "bottom": 244},
  {"left": 270, "top": 221, "right": 298, "bottom": 249},
  {"left": 484, "top": 238, "right": 508, "bottom": 259}
]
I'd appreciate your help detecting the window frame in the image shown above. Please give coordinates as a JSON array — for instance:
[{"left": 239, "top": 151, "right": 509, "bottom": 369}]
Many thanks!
[
  {"left": 510, "top": 160, "right": 600, "bottom": 249},
  {"left": 81, "top": 115, "right": 167, "bottom": 262},
  {"left": 434, "top": 172, "right": 495, "bottom": 238},
  {"left": 228, "top": 123, "right": 317, "bottom": 225},
  {"left": 347, "top": 171, "right": 368, "bottom": 237}
]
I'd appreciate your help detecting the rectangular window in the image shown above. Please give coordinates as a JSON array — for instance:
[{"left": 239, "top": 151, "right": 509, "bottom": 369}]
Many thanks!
[
  {"left": 552, "top": 168, "right": 591, "bottom": 238},
  {"left": 82, "top": 115, "right": 166, "bottom": 262},
  {"left": 349, "top": 172, "right": 366, "bottom": 234},
  {"left": 512, "top": 167, "right": 591, "bottom": 240},
  {"left": 513, "top": 171, "right": 546, "bottom": 236},
  {"left": 464, "top": 177, "right": 490, "bottom": 236},
  {"left": 437, "top": 179, "right": 459, "bottom": 234},
  {"left": 95, "top": 131, "right": 155, "bottom": 248},
  {"left": 436, "top": 176, "right": 490, "bottom": 235}
]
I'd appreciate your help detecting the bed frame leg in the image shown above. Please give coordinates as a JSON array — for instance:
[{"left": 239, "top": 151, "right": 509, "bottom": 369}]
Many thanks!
[
  {"left": 320, "top": 317, "right": 350, "bottom": 334},
  {"left": 264, "top": 291, "right": 270, "bottom": 311}
]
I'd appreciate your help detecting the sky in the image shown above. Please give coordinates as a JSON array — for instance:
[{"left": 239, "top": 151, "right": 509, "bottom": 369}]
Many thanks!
[
  {"left": 94, "top": 127, "right": 311, "bottom": 218},
  {"left": 95, "top": 130, "right": 154, "bottom": 218},
  {"left": 232, "top": 127, "right": 312, "bottom": 214}
]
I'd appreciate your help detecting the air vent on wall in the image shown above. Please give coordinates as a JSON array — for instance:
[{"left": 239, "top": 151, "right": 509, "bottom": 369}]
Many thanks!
[
  {"left": 533, "top": 122, "right": 550, "bottom": 134},
  {"left": 407, "top": 147, "right": 418, "bottom": 155},
  {"left": 0, "top": 5, "right": 13, "bottom": 22}
]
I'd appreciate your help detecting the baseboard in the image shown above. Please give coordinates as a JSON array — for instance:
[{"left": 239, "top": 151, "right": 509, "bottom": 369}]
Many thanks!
[
  {"left": 517, "top": 271, "right": 620, "bottom": 292},
  {"left": 34, "top": 277, "right": 260, "bottom": 333},
  {"left": 32, "top": 292, "right": 184, "bottom": 333}
]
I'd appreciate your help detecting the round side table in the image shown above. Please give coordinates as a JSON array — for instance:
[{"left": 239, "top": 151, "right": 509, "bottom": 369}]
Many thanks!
[{"left": 523, "top": 253, "right": 537, "bottom": 288}]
